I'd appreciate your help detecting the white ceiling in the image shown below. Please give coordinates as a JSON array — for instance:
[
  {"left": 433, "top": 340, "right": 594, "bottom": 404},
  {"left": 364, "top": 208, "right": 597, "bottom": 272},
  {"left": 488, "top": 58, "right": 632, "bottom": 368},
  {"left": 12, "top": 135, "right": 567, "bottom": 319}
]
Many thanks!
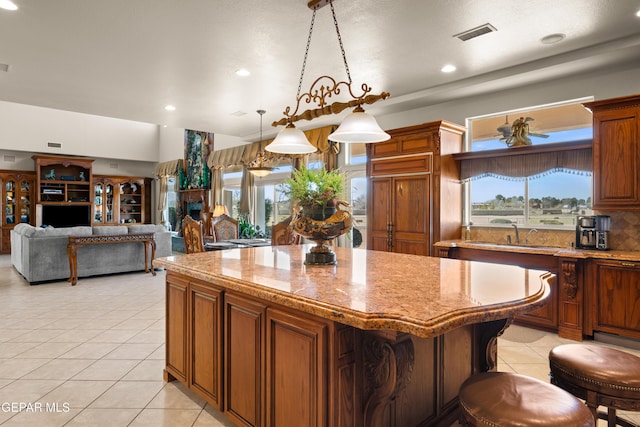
[{"left": 0, "top": 0, "right": 639, "bottom": 143}]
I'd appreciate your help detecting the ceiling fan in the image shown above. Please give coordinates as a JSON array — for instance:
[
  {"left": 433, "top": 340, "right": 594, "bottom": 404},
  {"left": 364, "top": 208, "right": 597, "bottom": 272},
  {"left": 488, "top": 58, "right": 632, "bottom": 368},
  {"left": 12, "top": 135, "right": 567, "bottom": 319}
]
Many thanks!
[{"left": 495, "top": 115, "right": 550, "bottom": 142}]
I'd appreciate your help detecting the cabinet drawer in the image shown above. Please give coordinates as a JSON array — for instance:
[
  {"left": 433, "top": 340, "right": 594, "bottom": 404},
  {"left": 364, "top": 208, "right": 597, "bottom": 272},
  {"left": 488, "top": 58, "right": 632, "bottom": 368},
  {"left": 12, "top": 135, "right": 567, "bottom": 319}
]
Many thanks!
[
  {"left": 370, "top": 132, "right": 435, "bottom": 158},
  {"left": 370, "top": 153, "right": 432, "bottom": 176}
]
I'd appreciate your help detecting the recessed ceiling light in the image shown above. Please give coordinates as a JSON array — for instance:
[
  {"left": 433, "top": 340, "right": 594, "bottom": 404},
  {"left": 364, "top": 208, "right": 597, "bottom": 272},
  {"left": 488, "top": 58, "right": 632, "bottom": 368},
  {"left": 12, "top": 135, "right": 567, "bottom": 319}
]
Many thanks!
[
  {"left": 235, "top": 68, "right": 251, "bottom": 77},
  {"left": 541, "top": 33, "right": 566, "bottom": 45},
  {"left": 636, "top": 9, "right": 640, "bottom": 17},
  {"left": 0, "top": 0, "right": 18, "bottom": 11},
  {"left": 441, "top": 64, "right": 457, "bottom": 73},
  {"left": 164, "top": 105, "right": 176, "bottom": 111}
]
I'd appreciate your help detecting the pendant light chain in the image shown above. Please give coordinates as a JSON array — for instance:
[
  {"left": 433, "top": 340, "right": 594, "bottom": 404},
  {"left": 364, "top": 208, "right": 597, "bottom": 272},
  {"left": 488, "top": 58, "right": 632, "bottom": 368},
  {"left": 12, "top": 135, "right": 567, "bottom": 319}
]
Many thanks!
[
  {"left": 329, "top": 0, "right": 352, "bottom": 84},
  {"left": 296, "top": 9, "right": 317, "bottom": 99}
]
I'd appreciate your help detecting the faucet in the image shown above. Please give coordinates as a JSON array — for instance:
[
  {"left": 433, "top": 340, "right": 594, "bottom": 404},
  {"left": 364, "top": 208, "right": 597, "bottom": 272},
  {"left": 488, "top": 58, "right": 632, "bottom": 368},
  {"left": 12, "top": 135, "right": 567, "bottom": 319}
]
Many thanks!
[
  {"left": 511, "top": 223, "right": 520, "bottom": 244},
  {"left": 525, "top": 228, "right": 538, "bottom": 245}
]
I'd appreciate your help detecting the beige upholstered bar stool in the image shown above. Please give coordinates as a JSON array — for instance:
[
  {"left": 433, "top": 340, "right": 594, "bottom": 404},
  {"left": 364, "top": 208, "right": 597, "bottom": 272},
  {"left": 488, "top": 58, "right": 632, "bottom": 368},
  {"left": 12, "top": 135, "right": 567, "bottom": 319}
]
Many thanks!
[
  {"left": 549, "top": 343, "right": 640, "bottom": 427},
  {"left": 458, "top": 372, "right": 594, "bottom": 426}
]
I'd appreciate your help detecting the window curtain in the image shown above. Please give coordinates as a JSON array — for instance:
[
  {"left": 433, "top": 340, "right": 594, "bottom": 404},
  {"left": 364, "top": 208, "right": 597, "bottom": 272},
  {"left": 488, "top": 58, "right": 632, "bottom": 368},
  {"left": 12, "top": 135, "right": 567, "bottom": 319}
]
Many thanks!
[
  {"left": 154, "top": 159, "right": 182, "bottom": 224},
  {"left": 459, "top": 142, "right": 592, "bottom": 181},
  {"left": 305, "top": 125, "right": 339, "bottom": 171}
]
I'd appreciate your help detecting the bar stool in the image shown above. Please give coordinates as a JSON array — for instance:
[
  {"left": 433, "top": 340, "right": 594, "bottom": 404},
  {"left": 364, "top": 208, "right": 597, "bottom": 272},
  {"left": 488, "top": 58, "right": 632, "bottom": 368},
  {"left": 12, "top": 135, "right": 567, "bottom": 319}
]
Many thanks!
[
  {"left": 549, "top": 343, "right": 640, "bottom": 427},
  {"left": 459, "top": 371, "right": 594, "bottom": 426}
]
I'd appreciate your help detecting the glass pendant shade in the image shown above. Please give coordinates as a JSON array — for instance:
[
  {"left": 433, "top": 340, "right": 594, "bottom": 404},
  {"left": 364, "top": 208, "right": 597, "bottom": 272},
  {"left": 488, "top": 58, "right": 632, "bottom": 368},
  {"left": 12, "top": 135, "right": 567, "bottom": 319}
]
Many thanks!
[
  {"left": 248, "top": 167, "right": 273, "bottom": 178},
  {"left": 265, "top": 124, "right": 316, "bottom": 154},
  {"left": 328, "top": 109, "right": 391, "bottom": 143}
]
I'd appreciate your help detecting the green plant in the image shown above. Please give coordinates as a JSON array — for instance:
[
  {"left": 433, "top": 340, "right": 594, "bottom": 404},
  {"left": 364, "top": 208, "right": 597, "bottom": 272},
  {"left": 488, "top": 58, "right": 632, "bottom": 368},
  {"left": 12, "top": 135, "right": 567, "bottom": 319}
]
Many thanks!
[
  {"left": 281, "top": 165, "right": 345, "bottom": 208},
  {"left": 238, "top": 214, "right": 264, "bottom": 239}
]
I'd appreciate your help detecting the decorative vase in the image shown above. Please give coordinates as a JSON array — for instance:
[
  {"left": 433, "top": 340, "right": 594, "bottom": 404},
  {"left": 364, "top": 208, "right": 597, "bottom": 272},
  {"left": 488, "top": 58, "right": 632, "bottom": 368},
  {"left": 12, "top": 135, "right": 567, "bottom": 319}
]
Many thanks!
[{"left": 290, "top": 200, "right": 353, "bottom": 265}]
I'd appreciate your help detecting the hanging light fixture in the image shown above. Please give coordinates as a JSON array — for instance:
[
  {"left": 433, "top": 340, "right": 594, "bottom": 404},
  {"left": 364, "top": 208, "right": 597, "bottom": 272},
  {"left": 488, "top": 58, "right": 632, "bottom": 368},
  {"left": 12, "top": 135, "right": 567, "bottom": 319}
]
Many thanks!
[
  {"left": 248, "top": 110, "right": 276, "bottom": 178},
  {"left": 267, "top": 0, "right": 390, "bottom": 154}
]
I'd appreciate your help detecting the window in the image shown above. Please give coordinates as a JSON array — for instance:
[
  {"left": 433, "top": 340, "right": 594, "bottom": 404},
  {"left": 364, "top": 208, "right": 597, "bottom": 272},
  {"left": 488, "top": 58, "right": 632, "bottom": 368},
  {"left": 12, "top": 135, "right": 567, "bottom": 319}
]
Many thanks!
[
  {"left": 165, "top": 177, "right": 178, "bottom": 232},
  {"left": 466, "top": 99, "right": 593, "bottom": 229}
]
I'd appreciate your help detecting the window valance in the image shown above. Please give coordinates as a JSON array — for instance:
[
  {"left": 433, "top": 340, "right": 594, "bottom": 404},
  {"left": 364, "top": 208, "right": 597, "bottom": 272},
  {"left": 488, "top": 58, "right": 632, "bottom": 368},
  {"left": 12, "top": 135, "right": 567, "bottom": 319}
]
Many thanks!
[
  {"left": 206, "top": 125, "right": 338, "bottom": 169},
  {"left": 154, "top": 159, "right": 183, "bottom": 178},
  {"left": 455, "top": 140, "right": 592, "bottom": 181}
]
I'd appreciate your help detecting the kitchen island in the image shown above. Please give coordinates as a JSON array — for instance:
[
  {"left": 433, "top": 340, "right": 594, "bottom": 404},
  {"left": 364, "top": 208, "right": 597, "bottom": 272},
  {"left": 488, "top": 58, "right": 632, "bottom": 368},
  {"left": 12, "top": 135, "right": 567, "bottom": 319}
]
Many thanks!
[{"left": 154, "top": 245, "right": 551, "bottom": 427}]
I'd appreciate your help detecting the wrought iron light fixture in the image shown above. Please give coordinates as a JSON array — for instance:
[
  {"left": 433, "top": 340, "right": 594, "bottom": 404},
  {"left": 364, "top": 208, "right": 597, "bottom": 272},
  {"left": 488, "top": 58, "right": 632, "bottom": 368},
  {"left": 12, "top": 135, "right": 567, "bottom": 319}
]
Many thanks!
[
  {"left": 248, "top": 110, "right": 275, "bottom": 178},
  {"left": 266, "top": 0, "right": 390, "bottom": 155}
]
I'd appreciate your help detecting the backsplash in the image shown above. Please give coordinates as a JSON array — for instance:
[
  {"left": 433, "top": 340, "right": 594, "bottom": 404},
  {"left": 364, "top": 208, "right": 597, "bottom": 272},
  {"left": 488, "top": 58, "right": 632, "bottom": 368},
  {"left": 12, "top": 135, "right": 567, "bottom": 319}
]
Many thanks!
[{"left": 463, "top": 210, "right": 640, "bottom": 251}]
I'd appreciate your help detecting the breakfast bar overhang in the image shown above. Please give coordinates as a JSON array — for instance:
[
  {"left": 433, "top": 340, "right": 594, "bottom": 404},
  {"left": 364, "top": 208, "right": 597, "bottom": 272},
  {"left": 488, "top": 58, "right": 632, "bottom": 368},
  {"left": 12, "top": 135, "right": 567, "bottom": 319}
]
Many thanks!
[{"left": 154, "top": 245, "right": 551, "bottom": 427}]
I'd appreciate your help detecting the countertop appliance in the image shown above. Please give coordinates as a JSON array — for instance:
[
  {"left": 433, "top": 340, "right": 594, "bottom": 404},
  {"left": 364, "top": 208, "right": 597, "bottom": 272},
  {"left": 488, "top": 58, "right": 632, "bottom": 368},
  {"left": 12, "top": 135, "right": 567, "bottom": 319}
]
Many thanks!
[{"left": 576, "top": 215, "right": 610, "bottom": 250}]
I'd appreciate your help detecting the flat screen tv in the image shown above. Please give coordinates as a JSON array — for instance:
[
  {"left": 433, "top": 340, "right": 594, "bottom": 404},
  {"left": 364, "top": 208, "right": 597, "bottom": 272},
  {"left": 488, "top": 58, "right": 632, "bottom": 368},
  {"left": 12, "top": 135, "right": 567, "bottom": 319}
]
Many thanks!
[{"left": 41, "top": 205, "right": 91, "bottom": 228}]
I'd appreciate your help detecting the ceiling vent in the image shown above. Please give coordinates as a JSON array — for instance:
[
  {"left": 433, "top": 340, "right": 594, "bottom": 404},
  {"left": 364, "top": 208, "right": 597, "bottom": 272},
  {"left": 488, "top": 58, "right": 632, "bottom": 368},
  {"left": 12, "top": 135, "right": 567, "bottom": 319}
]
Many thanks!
[
  {"left": 47, "top": 142, "right": 62, "bottom": 148},
  {"left": 454, "top": 23, "right": 497, "bottom": 42}
]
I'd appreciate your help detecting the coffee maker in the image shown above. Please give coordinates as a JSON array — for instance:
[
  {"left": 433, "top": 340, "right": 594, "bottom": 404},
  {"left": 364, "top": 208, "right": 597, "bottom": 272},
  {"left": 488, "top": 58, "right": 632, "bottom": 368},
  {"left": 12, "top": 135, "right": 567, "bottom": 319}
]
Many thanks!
[{"left": 576, "top": 215, "right": 610, "bottom": 250}]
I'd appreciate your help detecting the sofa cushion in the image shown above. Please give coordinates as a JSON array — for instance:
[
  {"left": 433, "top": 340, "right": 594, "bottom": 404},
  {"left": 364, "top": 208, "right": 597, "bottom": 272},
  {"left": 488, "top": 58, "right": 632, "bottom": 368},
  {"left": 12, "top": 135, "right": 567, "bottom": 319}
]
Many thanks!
[
  {"left": 127, "top": 224, "right": 164, "bottom": 234},
  {"left": 92, "top": 226, "right": 128, "bottom": 235},
  {"left": 34, "top": 226, "right": 92, "bottom": 237}
]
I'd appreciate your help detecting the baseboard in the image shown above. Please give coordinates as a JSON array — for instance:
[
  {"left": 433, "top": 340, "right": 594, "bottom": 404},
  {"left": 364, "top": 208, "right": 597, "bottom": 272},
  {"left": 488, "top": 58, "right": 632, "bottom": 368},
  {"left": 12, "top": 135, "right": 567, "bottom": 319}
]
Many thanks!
[{"left": 593, "top": 332, "right": 640, "bottom": 351}]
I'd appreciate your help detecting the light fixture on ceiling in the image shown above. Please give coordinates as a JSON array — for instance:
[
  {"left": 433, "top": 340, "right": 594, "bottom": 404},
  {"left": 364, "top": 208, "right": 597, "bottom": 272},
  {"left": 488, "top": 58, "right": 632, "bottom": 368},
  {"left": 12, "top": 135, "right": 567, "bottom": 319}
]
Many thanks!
[
  {"left": 164, "top": 105, "right": 176, "bottom": 111},
  {"left": 441, "top": 64, "right": 456, "bottom": 73},
  {"left": 247, "top": 110, "right": 275, "bottom": 178},
  {"left": 540, "top": 33, "right": 566, "bottom": 45},
  {"left": 266, "top": 0, "right": 390, "bottom": 154},
  {"left": 0, "top": 0, "right": 18, "bottom": 11}
]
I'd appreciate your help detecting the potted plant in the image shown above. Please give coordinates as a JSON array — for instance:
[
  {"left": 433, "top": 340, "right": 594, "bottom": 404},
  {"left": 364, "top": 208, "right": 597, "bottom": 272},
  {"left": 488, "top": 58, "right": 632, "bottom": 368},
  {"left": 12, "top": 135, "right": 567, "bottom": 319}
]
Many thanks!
[{"left": 281, "top": 165, "right": 345, "bottom": 220}]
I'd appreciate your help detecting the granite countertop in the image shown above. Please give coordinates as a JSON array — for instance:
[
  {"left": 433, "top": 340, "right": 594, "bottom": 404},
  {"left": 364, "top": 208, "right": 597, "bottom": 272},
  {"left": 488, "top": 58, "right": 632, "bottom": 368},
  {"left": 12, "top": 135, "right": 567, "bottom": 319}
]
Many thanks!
[
  {"left": 154, "top": 245, "right": 551, "bottom": 339},
  {"left": 435, "top": 240, "right": 640, "bottom": 262}
]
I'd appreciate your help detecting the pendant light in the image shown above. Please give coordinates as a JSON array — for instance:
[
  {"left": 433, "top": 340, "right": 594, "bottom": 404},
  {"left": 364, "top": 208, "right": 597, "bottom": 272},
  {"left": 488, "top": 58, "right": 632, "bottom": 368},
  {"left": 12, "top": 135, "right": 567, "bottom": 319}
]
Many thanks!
[
  {"left": 247, "top": 110, "right": 276, "bottom": 178},
  {"left": 269, "top": 0, "right": 390, "bottom": 153}
]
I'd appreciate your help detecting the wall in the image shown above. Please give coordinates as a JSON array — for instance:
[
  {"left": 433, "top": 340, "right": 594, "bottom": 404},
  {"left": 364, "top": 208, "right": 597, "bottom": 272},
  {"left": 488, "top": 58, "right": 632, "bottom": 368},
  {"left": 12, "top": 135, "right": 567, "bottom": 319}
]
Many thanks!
[{"left": 157, "top": 125, "right": 249, "bottom": 163}]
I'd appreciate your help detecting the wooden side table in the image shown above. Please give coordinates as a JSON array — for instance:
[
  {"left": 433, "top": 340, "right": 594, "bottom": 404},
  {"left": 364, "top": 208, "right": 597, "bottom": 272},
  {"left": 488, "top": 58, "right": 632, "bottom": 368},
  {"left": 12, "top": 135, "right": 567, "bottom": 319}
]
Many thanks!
[{"left": 67, "top": 233, "right": 156, "bottom": 285}]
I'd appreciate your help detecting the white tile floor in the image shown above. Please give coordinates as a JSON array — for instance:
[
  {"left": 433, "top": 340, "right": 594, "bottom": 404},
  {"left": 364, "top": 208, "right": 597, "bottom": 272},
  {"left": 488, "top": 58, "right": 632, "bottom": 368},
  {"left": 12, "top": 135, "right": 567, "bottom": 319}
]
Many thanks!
[{"left": 0, "top": 253, "right": 639, "bottom": 426}]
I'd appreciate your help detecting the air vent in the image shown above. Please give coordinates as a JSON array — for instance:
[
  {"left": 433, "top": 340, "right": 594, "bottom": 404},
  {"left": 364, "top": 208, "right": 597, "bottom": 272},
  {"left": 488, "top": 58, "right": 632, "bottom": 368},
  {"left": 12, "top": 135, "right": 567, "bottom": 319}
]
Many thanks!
[
  {"left": 47, "top": 142, "right": 62, "bottom": 148},
  {"left": 0, "top": 63, "right": 8, "bottom": 72},
  {"left": 109, "top": 163, "right": 119, "bottom": 169},
  {"left": 3, "top": 155, "right": 15, "bottom": 162},
  {"left": 454, "top": 23, "right": 497, "bottom": 41}
]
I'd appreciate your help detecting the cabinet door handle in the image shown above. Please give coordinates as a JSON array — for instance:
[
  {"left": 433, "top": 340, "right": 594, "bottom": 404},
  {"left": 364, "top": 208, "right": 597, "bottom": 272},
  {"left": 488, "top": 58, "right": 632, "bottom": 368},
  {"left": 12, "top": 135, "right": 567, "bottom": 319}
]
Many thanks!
[{"left": 618, "top": 261, "right": 638, "bottom": 268}]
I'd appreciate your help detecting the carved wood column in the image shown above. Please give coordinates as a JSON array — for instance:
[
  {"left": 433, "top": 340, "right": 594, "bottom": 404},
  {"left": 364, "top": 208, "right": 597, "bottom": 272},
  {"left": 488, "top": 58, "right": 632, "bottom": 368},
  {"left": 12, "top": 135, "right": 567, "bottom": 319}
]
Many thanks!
[
  {"left": 362, "top": 332, "right": 415, "bottom": 427},
  {"left": 557, "top": 257, "right": 585, "bottom": 340}
]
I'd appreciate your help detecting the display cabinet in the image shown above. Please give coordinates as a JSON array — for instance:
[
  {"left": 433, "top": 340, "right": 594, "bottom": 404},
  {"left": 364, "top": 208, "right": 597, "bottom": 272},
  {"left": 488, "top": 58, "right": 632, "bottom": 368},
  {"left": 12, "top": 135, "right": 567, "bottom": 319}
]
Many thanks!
[
  {"left": 92, "top": 176, "right": 117, "bottom": 225},
  {"left": 1, "top": 171, "right": 35, "bottom": 254},
  {"left": 33, "top": 155, "right": 94, "bottom": 205},
  {"left": 91, "top": 175, "right": 152, "bottom": 225},
  {"left": 118, "top": 177, "right": 152, "bottom": 224}
]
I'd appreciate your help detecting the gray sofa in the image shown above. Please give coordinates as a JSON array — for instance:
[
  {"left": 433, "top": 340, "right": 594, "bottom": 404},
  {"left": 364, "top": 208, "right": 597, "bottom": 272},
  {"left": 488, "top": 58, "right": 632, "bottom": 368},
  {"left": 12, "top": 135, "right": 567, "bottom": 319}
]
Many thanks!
[{"left": 11, "top": 223, "right": 172, "bottom": 284}]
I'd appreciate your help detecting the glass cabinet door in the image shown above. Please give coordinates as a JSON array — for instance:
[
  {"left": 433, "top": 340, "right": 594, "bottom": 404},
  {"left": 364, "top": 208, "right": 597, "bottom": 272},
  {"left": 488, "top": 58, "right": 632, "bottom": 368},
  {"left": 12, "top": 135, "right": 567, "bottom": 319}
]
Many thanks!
[
  {"left": 19, "top": 180, "right": 30, "bottom": 223},
  {"left": 5, "top": 180, "right": 15, "bottom": 225},
  {"left": 94, "top": 183, "right": 104, "bottom": 223},
  {"left": 105, "top": 183, "right": 114, "bottom": 223}
]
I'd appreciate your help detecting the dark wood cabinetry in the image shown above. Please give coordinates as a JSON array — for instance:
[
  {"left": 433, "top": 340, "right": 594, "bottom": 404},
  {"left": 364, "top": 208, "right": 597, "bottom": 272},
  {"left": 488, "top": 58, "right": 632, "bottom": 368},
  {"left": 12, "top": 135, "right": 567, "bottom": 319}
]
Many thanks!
[
  {"left": 367, "top": 120, "right": 465, "bottom": 256},
  {"left": 584, "top": 94, "right": 640, "bottom": 209},
  {"left": 591, "top": 259, "right": 640, "bottom": 340},
  {"left": 33, "top": 155, "right": 94, "bottom": 205},
  {"left": 93, "top": 176, "right": 152, "bottom": 225},
  {"left": 0, "top": 171, "right": 35, "bottom": 254}
]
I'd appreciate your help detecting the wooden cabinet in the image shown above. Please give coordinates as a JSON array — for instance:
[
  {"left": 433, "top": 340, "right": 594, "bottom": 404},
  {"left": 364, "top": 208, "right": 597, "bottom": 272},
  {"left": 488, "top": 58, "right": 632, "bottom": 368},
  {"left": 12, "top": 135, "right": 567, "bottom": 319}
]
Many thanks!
[
  {"left": 190, "top": 281, "right": 223, "bottom": 408},
  {"left": 584, "top": 94, "right": 640, "bottom": 209},
  {"left": 92, "top": 175, "right": 153, "bottom": 225},
  {"left": 165, "top": 272, "right": 189, "bottom": 384},
  {"left": 164, "top": 272, "right": 224, "bottom": 409},
  {"left": 0, "top": 171, "right": 35, "bottom": 254},
  {"left": 33, "top": 155, "right": 93, "bottom": 205},
  {"left": 92, "top": 176, "right": 117, "bottom": 224},
  {"left": 367, "top": 120, "right": 465, "bottom": 256},
  {"left": 591, "top": 259, "right": 640, "bottom": 340},
  {"left": 266, "top": 307, "right": 328, "bottom": 427},
  {"left": 224, "top": 292, "right": 265, "bottom": 427}
]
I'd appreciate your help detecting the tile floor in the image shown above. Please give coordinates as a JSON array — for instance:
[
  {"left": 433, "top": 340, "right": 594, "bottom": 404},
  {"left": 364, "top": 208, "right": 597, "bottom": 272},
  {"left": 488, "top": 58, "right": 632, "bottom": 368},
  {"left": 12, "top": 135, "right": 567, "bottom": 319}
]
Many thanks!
[{"left": 0, "top": 254, "right": 639, "bottom": 426}]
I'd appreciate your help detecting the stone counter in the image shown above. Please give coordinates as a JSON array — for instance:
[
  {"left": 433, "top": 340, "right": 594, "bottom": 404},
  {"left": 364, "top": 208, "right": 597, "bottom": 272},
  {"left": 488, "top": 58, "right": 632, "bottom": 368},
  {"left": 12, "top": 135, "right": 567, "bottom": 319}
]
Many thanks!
[
  {"left": 154, "top": 244, "right": 551, "bottom": 339},
  {"left": 155, "top": 245, "right": 552, "bottom": 426}
]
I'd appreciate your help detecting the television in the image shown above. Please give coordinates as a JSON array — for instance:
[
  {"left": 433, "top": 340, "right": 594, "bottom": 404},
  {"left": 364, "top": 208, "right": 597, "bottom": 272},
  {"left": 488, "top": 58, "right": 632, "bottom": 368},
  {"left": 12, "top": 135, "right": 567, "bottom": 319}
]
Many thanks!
[{"left": 41, "top": 205, "right": 91, "bottom": 228}]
